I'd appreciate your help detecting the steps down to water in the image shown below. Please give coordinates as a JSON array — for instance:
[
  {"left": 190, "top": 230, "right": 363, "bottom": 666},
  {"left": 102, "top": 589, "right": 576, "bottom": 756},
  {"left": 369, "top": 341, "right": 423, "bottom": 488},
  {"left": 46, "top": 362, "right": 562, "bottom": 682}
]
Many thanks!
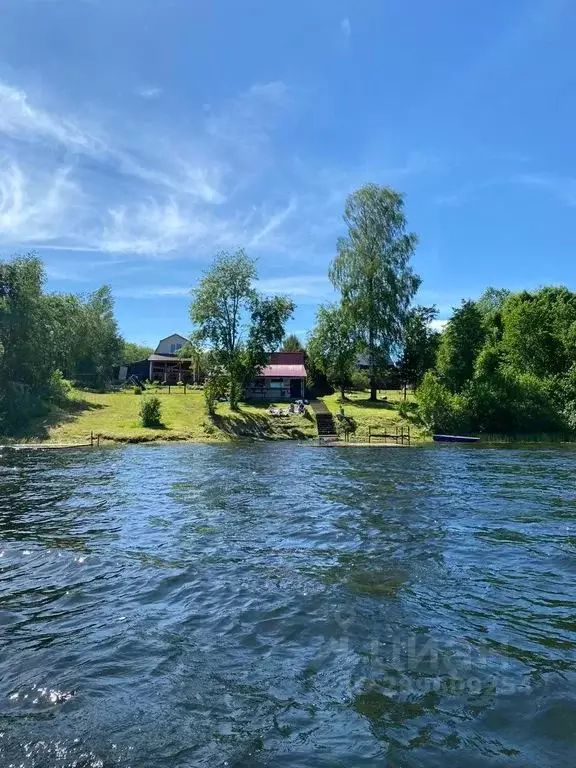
[
  {"left": 316, "top": 413, "right": 337, "bottom": 437},
  {"left": 310, "top": 400, "right": 337, "bottom": 438}
]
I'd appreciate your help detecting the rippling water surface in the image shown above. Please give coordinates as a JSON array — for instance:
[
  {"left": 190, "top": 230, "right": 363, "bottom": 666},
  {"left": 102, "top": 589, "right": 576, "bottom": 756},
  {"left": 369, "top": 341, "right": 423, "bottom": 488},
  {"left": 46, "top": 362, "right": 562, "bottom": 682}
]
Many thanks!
[{"left": 1, "top": 443, "right": 576, "bottom": 767}]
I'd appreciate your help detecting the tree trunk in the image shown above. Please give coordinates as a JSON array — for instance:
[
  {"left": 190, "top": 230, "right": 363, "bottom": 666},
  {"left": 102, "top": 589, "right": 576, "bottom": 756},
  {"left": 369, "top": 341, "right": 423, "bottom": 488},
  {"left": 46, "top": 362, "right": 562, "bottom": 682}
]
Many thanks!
[
  {"left": 369, "top": 329, "right": 377, "bottom": 401},
  {"left": 229, "top": 375, "right": 240, "bottom": 411},
  {"left": 340, "top": 384, "right": 346, "bottom": 401},
  {"left": 403, "top": 382, "right": 407, "bottom": 401},
  {"left": 370, "top": 377, "right": 377, "bottom": 401}
]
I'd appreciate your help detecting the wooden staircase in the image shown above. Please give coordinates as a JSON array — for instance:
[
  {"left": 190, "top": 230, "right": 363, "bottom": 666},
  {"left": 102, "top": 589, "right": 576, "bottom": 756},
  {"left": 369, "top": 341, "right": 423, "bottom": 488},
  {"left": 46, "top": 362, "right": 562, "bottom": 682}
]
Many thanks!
[{"left": 310, "top": 400, "right": 337, "bottom": 438}]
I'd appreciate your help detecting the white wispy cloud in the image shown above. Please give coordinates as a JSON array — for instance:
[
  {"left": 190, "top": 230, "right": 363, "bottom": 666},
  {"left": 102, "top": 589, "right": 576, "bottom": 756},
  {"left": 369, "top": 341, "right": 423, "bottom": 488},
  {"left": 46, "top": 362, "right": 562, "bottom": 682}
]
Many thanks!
[
  {"left": 258, "top": 275, "right": 334, "bottom": 302},
  {"left": 0, "top": 78, "right": 299, "bottom": 255},
  {"left": 100, "top": 198, "right": 209, "bottom": 255},
  {"left": 114, "top": 286, "right": 191, "bottom": 299},
  {"left": 136, "top": 86, "right": 162, "bottom": 99},
  {"left": 514, "top": 172, "right": 576, "bottom": 206},
  {"left": 248, "top": 198, "right": 298, "bottom": 248},
  {"left": 340, "top": 17, "right": 352, "bottom": 41},
  {"left": 113, "top": 274, "right": 334, "bottom": 302},
  {"left": 0, "top": 160, "right": 89, "bottom": 246},
  {"left": 204, "top": 80, "right": 290, "bottom": 162},
  {"left": 0, "top": 80, "right": 229, "bottom": 214},
  {"left": 436, "top": 171, "right": 576, "bottom": 209},
  {"left": 0, "top": 83, "right": 101, "bottom": 152},
  {"left": 0, "top": 76, "right": 441, "bottom": 263}
]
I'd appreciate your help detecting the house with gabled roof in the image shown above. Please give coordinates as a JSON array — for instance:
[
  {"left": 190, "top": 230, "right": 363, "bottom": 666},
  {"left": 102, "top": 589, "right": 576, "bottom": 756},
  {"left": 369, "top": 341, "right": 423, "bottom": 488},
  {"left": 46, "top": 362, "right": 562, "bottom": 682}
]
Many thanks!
[
  {"left": 130, "top": 335, "right": 307, "bottom": 397},
  {"left": 147, "top": 334, "right": 192, "bottom": 383},
  {"left": 245, "top": 351, "right": 307, "bottom": 401}
]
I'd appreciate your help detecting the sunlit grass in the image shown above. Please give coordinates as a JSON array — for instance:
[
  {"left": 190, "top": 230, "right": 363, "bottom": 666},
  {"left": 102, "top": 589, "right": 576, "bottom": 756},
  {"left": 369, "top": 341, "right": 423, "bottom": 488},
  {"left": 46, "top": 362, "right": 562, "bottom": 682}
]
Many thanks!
[
  {"left": 39, "top": 389, "right": 317, "bottom": 444},
  {"left": 321, "top": 389, "right": 430, "bottom": 442}
]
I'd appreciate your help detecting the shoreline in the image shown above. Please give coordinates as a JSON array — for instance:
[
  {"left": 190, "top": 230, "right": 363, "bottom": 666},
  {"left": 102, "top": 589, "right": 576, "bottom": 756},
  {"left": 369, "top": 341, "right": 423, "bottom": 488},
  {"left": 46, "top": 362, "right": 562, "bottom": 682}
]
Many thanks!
[{"left": 5, "top": 435, "right": 576, "bottom": 451}]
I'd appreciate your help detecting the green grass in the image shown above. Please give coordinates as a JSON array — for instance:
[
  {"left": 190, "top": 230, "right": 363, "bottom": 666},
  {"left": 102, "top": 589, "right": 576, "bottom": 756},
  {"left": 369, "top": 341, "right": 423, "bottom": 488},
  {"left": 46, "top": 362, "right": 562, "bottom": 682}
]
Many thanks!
[
  {"left": 26, "top": 389, "right": 317, "bottom": 445},
  {"left": 320, "top": 389, "right": 430, "bottom": 442},
  {"left": 11, "top": 387, "right": 429, "bottom": 446}
]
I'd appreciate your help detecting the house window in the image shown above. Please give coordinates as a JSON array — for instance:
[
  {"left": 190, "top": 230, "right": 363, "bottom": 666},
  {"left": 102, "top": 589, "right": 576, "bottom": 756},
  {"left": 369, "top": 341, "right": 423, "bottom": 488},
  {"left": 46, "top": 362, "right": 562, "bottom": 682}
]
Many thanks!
[
  {"left": 254, "top": 378, "right": 265, "bottom": 388},
  {"left": 269, "top": 378, "right": 284, "bottom": 389},
  {"left": 170, "top": 343, "right": 182, "bottom": 354}
]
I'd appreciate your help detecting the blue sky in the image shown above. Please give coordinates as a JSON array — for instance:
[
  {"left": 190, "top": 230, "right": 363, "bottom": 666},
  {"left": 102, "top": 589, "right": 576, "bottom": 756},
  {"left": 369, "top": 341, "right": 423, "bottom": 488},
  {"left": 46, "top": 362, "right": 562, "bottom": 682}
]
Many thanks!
[{"left": 0, "top": 0, "right": 574, "bottom": 347}]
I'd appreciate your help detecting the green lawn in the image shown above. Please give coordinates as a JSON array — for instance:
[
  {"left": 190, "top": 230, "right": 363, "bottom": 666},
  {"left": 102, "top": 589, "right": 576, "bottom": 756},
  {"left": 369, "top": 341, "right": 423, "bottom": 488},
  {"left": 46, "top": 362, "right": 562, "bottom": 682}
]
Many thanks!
[
  {"left": 24, "top": 389, "right": 317, "bottom": 445},
  {"left": 12, "top": 387, "right": 428, "bottom": 446},
  {"left": 321, "top": 389, "right": 430, "bottom": 442}
]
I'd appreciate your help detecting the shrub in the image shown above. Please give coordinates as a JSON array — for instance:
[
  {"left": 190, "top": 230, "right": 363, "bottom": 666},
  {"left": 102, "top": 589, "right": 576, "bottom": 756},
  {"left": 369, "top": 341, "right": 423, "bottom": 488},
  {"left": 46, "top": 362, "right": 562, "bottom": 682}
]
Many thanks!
[
  {"left": 0, "top": 382, "right": 35, "bottom": 432},
  {"left": 336, "top": 414, "right": 357, "bottom": 437},
  {"left": 398, "top": 400, "right": 417, "bottom": 419},
  {"left": 462, "top": 367, "right": 560, "bottom": 435},
  {"left": 416, "top": 371, "right": 464, "bottom": 433},
  {"left": 139, "top": 396, "right": 162, "bottom": 427},
  {"left": 48, "top": 369, "right": 72, "bottom": 404},
  {"left": 348, "top": 370, "right": 370, "bottom": 392},
  {"left": 204, "top": 371, "right": 228, "bottom": 415},
  {"left": 133, "top": 386, "right": 142, "bottom": 395}
]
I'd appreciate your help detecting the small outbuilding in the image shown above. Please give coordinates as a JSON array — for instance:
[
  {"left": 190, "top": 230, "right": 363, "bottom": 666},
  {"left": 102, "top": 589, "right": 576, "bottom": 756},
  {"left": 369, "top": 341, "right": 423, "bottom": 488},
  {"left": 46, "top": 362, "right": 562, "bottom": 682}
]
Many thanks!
[{"left": 245, "top": 352, "right": 307, "bottom": 401}]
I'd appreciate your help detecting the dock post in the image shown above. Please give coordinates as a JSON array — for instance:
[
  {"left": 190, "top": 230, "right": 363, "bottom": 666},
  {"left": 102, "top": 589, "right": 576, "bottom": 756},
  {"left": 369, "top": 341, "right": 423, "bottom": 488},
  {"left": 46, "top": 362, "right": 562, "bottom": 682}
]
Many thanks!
[
  {"left": 90, "top": 431, "right": 94, "bottom": 447},
  {"left": 368, "top": 426, "right": 372, "bottom": 444},
  {"left": 97, "top": 433, "right": 100, "bottom": 447}
]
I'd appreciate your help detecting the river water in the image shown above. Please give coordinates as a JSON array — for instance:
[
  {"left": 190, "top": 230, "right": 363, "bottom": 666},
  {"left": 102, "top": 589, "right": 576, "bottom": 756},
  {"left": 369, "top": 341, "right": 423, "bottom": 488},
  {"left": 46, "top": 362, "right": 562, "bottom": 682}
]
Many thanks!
[{"left": 0, "top": 443, "right": 575, "bottom": 767}]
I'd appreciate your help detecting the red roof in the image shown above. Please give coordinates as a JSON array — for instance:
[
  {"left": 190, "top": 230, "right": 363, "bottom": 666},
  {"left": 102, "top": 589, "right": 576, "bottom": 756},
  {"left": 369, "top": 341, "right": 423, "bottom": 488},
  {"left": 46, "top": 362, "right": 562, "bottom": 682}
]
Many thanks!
[
  {"left": 261, "top": 363, "right": 307, "bottom": 377},
  {"left": 260, "top": 351, "right": 306, "bottom": 378}
]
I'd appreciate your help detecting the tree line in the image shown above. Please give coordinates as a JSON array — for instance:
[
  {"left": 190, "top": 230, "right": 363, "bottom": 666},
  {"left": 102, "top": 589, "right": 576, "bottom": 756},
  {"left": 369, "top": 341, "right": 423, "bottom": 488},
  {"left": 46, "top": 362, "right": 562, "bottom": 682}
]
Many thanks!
[
  {"left": 3, "top": 181, "right": 576, "bottom": 439},
  {"left": 417, "top": 287, "right": 576, "bottom": 435},
  {"left": 297, "top": 182, "right": 576, "bottom": 437},
  {"left": 0, "top": 254, "right": 125, "bottom": 432}
]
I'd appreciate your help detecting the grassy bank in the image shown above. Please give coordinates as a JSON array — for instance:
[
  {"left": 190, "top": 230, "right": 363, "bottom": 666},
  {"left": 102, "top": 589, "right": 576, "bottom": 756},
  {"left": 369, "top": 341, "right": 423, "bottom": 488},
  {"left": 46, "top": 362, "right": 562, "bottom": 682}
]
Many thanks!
[
  {"left": 9, "top": 387, "right": 429, "bottom": 446},
  {"left": 320, "top": 389, "right": 430, "bottom": 442},
  {"left": 14, "top": 390, "right": 566, "bottom": 447},
  {"left": 16, "top": 389, "right": 317, "bottom": 445}
]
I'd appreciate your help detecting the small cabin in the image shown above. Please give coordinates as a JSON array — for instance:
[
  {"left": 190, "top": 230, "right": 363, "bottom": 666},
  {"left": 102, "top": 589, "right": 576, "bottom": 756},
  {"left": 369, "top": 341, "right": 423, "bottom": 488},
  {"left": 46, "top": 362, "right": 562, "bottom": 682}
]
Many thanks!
[{"left": 245, "top": 352, "right": 307, "bottom": 401}]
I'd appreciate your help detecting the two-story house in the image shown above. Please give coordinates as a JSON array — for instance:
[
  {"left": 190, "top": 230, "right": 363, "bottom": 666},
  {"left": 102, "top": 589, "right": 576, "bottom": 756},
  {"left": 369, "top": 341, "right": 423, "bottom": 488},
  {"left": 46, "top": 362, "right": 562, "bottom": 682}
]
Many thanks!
[{"left": 147, "top": 334, "right": 191, "bottom": 383}]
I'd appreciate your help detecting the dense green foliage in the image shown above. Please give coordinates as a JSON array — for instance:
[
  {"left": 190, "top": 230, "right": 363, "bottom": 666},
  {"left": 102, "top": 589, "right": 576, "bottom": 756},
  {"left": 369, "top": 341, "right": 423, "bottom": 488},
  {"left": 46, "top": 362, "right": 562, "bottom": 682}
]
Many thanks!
[
  {"left": 0, "top": 254, "right": 123, "bottom": 433},
  {"left": 307, "top": 305, "right": 358, "bottom": 400},
  {"left": 189, "top": 250, "right": 294, "bottom": 409},
  {"left": 139, "top": 396, "right": 163, "bottom": 427},
  {"left": 282, "top": 334, "right": 303, "bottom": 352},
  {"left": 417, "top": 286, "right": 576, "bottom": 435},
  {"left": 397, "top": 305, "right": 439, "bottom": 397},
  {"left": 122, "top": 342, "right": 154, "bottom": 364},
  {"left": 329, "top": 184, "right": 421, "bottom": 400},
  {"left": 436, "top": 301, "right": 485, "bottom": 393}
]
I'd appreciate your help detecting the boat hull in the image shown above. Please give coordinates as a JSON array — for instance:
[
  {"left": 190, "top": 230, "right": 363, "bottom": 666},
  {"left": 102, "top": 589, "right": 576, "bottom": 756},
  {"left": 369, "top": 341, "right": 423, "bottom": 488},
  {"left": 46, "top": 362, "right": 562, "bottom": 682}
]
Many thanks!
[{"left": 433, "top": 434, "right": 480, "bottom": 443}]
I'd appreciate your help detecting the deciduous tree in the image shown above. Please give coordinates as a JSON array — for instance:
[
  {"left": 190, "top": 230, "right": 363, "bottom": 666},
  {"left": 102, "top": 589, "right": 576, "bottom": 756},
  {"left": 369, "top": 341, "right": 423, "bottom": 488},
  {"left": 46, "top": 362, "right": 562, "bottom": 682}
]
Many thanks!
[
  {"left": 397, "top": 305, "right": 439, "bottom": 399},
  {"left": 307, "top": 305, "right": 357, "bottom": 401},
  {"left": 329, "top": 184, "right": 420, "bottom": 400},
  {"left": 189, "top": 249, "right": 294, "bottom": 409},
  {"left": 436, "top": 300, "right": 485, "bottom": 393},
  {"left": 282, "top": 333, "right": 303, "bottom": 352},
  {"left": 122, "top": 342, "right": 154, "bottom": 364}
]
